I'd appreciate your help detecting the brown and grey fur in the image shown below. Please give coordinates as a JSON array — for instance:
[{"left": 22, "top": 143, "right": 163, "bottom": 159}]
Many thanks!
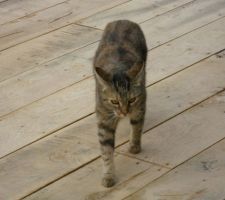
[{"left": 93, "top": 20, "right": 147, "bottom": 187}]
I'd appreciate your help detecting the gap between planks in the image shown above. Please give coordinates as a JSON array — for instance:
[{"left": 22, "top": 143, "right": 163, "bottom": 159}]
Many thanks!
[
  {"left": 0, "top": 41, "right": 224, "bottom": 159},
  {"left": 121, "top": 134, "right": 225, "bottom": 200},
  {"left": 1, "top": 15, "right": 224, "bottom": 120},
  {"left": 0, "top": 110, "right": 95, "bottom": 160},
  {"left": 19, "top": 88, "right": 225, "bottom": 200},
  {"left": 0, "top": 50, "right": 224, "bottom": 198},
  {"left": 1, "top": 0, "right": 223, "bottom": 87},
  {"left": 1, "top": 45, "right": 225, "bottom": 159},
  {"left": 0, "top": 0, "right": 69, "bottom": 26},
  {"left": 148, "top": 15, "right": 225, "bottom": 52},
  {"left": 0, "top": 0, "right": 195, "bottom": 80},
  {"left": 1, "top": 44, "right": 224, "bottom": 121},
  {"left": 1, "top": 13, "right": 224, "bottom": 89},
  {"left": 0, "top": 0, "right": 197, "bottom": 55},
  {"left": 116, "top": 88, "right": 225, "bottom": 155},
  {"left": 0, "top": 0, "right": 131, "bottom": 52}
]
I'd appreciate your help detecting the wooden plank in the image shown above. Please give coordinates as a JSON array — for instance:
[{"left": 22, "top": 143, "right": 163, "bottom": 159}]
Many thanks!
[
  {"left": 0, "top": 128, "right": 101, "bottom": 200},
  {"left": 0, "top": 57, "right": 92, "bottom": 117},
  {"left": 0, "top": 0, "right": 192, "bottom": 82},
  {"left": 1, "top": 0, "right": 224, "bottom": 81},
  {"left": 0, "top": 111, "right": 141, "bottom": 199},
  {"left": 144, "top": 51, "right": 225, "bottom": 130},
  {"left": 21, "top": 154, "right": 165, "bottom": 200},
  {"left": 1, "top": 48, "right": 225, "bottom": 161},
  {"left": 118, "top": 88, "right": 225, "bottom": 168},
  {"left": 83, "top": 92, "right": 225, "bottom": 200},
  {"left": 75, "top": 17, "right": 225, "bottom": 85},
  {"left": 0, "top": 0, "right": 66, "bottom": 25},
  {"left": 78, "top": 0, "right": 193, "bottom": 28},
  {"left": 23, "top": 86, "right": 225, "bottom": 200},
  {"left": 0, "top": 0, "right": 224, "bottom": 80},
  {"left": 79, "top": 0, "right": 225, "bottom": 51},
  {"left": 0, "top": 0, "right": 128, "bottom": 51},
  {"left": 124, "top": 138, "right": 225, "bottom": 200},
  {"left": 0, "top": 24, "right": 101, "bottom": 82},
  {"left": 141, "top": 0, "right": 225, "bottom": 49},
  {"left": 1, "top": 17, "right": 225, "bottom": 118},
  {"left": 0, "top": 78, "right": 96, "bottom": 158},
  {"left": 73, "top": 50, "right": 225, "bottom": 145}
]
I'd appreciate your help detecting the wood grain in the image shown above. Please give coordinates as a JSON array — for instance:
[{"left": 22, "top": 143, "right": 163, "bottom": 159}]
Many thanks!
[
  {"left": 1, "top": 52, "right": 225, "bottom": 200},
  {"left": 140, "top": 0, "right": 225, "bottom": 49},
  {"left": 0, "top": 0, "right": 192, "bottom": 82},
  {"left": 0, "top": 0, "right": 128, "bottom": 51},
  {"left": 0, "top": 0, "right": 66, "bottom": 24},
  {"left": 23, "top": 154, "right": 165, "bottom": 200},
  {"left": 118, "top": 89, "right": 225, "bottom": 168},
  {"left": 23, "top": 82, "right": 225, "bottom": 200},
  {"left": 79, "top": 0, "right": 193, "bottom": 29},
  {"left": 1, "top": 49, "right": 225, "bottom": 159},
  {"left": 125, "top": 134, "right": 225, "bottom": 200},
  {"left": 75, "top": 50, "right": 225, "bottom": 144},
  {"left": 1, "top": 17, "right": 225, "bottom": 118},
  {"left": 0, "top": 130, "right": 100, "bottom": 200},
  {"left": 0, "top": 24, "right": 102, "bottom": 82}
]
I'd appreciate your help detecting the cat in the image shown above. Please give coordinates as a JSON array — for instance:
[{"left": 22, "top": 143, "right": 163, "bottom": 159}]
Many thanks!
[{"left": 93, "top": 20, "right": 147, "bottom": 187}]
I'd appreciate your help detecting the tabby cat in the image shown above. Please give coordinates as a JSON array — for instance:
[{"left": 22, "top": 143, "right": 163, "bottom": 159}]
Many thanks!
[{"left": 93, "top": 20, "right": 147, "bottom": 187}]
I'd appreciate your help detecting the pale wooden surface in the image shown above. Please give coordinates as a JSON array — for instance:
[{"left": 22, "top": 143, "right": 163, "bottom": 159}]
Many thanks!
[
  {"left": 0, "top": 0, "right": 128, "bottom": 50},
  {"left": 124, "top": 131, "right": 225, "bottom": 200},
  {"left": 0, "top": 24, "right": 102, "bottom": 82},
  {"left": 0, "top": 0, "right": 66, "bottom": 24},
  {"left": 0, "top": 0, "right": 225, "bottom": 199}
]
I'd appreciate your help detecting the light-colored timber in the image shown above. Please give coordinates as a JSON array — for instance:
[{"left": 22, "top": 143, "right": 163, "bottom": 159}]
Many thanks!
[{"left": 0, "top": 1, "right": 225, "bottom": 199}]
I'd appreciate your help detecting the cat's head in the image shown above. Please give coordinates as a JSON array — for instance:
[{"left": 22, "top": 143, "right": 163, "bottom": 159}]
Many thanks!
[{"left": 94, "top": 63, "right": 145, "bottom": 117}]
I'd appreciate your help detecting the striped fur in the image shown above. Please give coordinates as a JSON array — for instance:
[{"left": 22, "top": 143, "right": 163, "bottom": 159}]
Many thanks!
[{"left": 93, "top": 20, "right": 147, "bottom": 187}]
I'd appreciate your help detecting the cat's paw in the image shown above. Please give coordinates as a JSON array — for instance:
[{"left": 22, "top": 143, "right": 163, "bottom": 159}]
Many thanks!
[
  {"left": 129, "top": 144, "right": 141, "bottom": 154},
  {"left": 102, "top": 175, "right": 116, "bottom": 188}
]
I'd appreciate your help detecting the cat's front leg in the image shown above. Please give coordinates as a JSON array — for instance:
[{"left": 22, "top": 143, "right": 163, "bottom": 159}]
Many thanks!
[
  {"left": 97, "top": 119, "right": 118, "bottom": 187},
  {"left": 129, "top": 110, "right": 145, "bottom": 154}
]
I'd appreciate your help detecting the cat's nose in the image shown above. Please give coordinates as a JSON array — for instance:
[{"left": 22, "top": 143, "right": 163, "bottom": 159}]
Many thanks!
[{"left": 120, "top": 107, "right": 128, "bottom": 116}]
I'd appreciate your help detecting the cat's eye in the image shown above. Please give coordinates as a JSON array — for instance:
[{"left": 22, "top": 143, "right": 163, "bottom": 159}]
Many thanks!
[
  {"left": 129, "top": 97, "right": 136, "bottom": 104},
  {"left": 111, "top": 99, "right": 119, "bottom": 105}
]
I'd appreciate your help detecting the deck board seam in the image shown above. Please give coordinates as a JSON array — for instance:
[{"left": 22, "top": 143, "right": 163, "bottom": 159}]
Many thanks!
[
  {"left": 1, "top": 44, "right": 223, "bottom": 121},
  {"left": 0, "top": 50, "right": 224, "bottom": 160},
  {"left": 19, "top": 88, "right": 225, "bottom": 199},
  {"left": 0, "top": 0, "right": 131, "bottom": 53},
  {"left": 121, "top": 134, "right": 225, "bottom": 200},
  {"left": 139, "top": 0, "right": 197, "bottom": 24},
  {"left": 0, "top": 0, "right": 69, "bottom": 26},
  {"left": 0, "top": 0, "right": 198, "bottom": 54},
  {"left": 74, "top": 0, "right": 132, "bottom": 23},
  {"left": 115, "top": 151, "right": 171, "bottom": 169},
  {"left": 0, "top": 111, "right": 95, "bottom": 160},
  {"left": 72, "top": 22, "right": 103, "bottom": 31},
  {"left": 0, "top": 75, "right": 93, "bottom": 120},
  {"left": 1, "top": 13, "right": 224, "bottom": 87},
  {"left": 19, "top": 155, "right": 100, "bottom": 200},
  {"left": 0, "top": 39, "right": 101, "bottom": 83},
  {"left": 0, "top": 0, "right": 221, "bottom": 88},
  {"left": 149, "top": 15, "right": 225, "bottom": 52}
]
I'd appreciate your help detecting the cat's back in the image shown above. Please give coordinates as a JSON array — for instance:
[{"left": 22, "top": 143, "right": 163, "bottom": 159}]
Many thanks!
[
  {"left": 94, "top": 20, "right": 147, "bottom": 75},
  {"left": 102, "top": 20, "right": 145, "bottom": 44},
  {"left": 95, "top": 20, "right": 147, "bottom": 62}
]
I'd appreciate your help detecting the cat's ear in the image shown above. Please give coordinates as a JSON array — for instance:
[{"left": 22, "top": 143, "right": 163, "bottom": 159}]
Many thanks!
[
  {"left": 94, "top": 67, "right": 110, "bottom": 88},
  {"left": 127, "top": 63, "right": 145, "bottom": 85}
]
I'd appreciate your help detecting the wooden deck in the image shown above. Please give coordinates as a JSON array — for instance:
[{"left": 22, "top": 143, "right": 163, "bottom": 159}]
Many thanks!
[{"left": 0, "top": 0, "right": 225, "bottom": 199}]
